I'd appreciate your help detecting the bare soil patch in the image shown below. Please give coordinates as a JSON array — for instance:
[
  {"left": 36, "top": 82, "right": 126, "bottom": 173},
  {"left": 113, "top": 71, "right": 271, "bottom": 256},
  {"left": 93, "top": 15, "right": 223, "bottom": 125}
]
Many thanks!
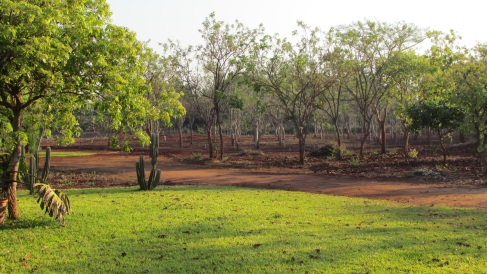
[{"left": 44, "top": 134, "right": 487, "bottom": 209}]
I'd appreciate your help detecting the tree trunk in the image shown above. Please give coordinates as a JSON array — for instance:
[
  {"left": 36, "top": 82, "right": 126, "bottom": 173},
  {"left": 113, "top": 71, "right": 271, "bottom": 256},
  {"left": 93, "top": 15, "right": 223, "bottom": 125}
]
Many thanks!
[
  {"left": 212, "top": 104, "right": 224, "bottom": 160},
  {"left": 333, "top": 120, "right": 342, "bottom": 159},
  {"left": 379, "top": 119, "right": 386, "bottom": 154},
  {"left": 277, "top": 123, "right": 285, "bottom": 147},
  {"left": 178, "top": 125, "right": 183, "bottom": 150},
  {"left": 359, "top": 132, "right": 369, "bottom": 159},
  {"left": 297, "top": 131, "right": 306, "bottom": 164},
  {"left": 218, "top": 121, "right": 224, "bottom": 160},
  {"left": 439, "top": 132, "right": 447, "bottom": 165},
  {"left": 6, "top": 110, "right": 22, "bottom": 220},
  {"left": 188, "top": 117, "right": 194, "bottom": 145},
  {"left": 254, "top": 119, "right": 260, "bottom": 149},
  {"left": 206, "top": 125, "right": 213, "bottom": 159},
  {"left": 403, "top": 130, "right": 410, "bottom": 158}
]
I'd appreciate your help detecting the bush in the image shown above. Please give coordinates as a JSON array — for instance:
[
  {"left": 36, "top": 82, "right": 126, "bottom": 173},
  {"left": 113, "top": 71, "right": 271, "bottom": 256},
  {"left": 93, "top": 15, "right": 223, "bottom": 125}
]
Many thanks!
[
  {"left": 408, "top": 148, "right": 418, "bottom": 158},
  {"left": 308, "top": 144, "right": 337, "bottom": 158}
]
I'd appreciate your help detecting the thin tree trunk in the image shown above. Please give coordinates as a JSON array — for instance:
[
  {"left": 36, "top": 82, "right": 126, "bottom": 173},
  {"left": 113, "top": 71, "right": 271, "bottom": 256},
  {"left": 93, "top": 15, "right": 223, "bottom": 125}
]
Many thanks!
[
  {"left": 206, "top": 124, "right": 213, "bottom": 159},
  {"left": 379, "top": 119, "right": 386, "bottom": 154},
  {"left": 178, "top": 126, "right": 183, "bottom": 150},
  {"left": 333, "top": 121, "right": 342, "bottom": 159},
  {"left": 188, "top": 117, "right": 194, "bottom": 145},
  {"left": 298, "top": 131, "right": 306, "bottom": 164},
  {"left": 255, "top": 119, "right": 260, "bottom": 149},
  {"left": 403, "top": 130, "right": 410, "bottom": 158},
  {"left": 359, "top": 130, "right": 369, "bottom": 159},
  {"left": 439, "top": 132, "right": 447, "bottom": 165}
]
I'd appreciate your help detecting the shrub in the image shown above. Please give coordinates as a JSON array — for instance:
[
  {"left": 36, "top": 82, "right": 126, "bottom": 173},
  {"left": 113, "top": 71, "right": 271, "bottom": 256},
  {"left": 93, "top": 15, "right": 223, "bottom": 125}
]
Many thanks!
[
  {"left": 348, "top": 157, "right": 361, "bottom": 167},
  {"left": 308, "top": 144, "right": 337, "bottom": 158},
  {"left": 408, "top": 148, "right": 418, "bottom": 158}
]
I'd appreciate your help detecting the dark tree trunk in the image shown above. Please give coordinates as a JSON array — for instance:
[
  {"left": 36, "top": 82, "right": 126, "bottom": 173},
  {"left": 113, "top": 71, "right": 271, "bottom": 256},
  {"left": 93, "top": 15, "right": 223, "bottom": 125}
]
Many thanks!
[
  {"left": 379, "top": 120, "right": 386, "bottom": 154},
  {"left": 178, "top": 126, "right": 183, "bottom": 150},
  {"left": 6, "top": 110, "right": 22, "bottom": 220},
  {"left": 215, "top": 107, "right": 224, "bottom": 160},
  {"left": 297, "top": 131, "right": 306, "bottom": 164},
  {"left": 188, "top": 117, "right": 194, "bottom": 145},
  {"left": 439, "top": 133, "right": 447, "bottom": 165}
]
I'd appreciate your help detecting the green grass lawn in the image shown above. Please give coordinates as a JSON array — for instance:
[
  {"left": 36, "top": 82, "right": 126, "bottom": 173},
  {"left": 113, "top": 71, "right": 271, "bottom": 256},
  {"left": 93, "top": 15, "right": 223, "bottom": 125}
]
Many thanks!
[
  {"left": 1, "top": 186, "right": 486, "bottom": 273},
  {"left": 41, "top": 151, "right": 96, "bottom": 157}
]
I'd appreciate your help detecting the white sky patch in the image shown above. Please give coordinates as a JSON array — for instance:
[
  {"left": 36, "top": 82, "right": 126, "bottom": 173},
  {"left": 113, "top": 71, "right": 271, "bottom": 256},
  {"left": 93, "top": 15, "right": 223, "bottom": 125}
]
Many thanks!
[{"left": 107, "top": 0, "right": 487, "bottom": 51}]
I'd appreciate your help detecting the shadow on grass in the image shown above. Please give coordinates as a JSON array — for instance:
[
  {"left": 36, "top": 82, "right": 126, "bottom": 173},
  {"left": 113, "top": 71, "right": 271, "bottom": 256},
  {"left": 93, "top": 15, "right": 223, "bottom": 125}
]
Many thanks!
[{"left": 0, "top": 218, "right": 55, "bottom": 230}]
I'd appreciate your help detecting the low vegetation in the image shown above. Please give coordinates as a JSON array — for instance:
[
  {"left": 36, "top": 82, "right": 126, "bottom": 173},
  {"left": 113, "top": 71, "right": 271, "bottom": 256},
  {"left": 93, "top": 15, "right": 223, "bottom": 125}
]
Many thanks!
[{"left": 1, "top": 186, "right": 486, "bottom": 273}]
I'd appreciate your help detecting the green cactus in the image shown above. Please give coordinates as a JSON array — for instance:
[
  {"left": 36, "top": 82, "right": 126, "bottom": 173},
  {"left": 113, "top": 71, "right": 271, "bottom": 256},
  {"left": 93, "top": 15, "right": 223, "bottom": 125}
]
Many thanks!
[
  {"left": 25, "top": 147, "right": 51, "bottom": 194},
  {"left": 27, "top": 155, "right": 37, "bottom": 194},
  {"left": 136, "top": 133, "right": 161, "bottom": 190},
  {"left": 41, "top": 147, "right": 51, "bottom": 182}
]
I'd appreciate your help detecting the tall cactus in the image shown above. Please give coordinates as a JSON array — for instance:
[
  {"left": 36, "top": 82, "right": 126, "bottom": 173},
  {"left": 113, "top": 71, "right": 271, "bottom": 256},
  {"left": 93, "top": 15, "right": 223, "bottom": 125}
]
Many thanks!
[
  {"left": 136, "top": 133, "right": 161, "bottom": 190},
  {"left": 41, "top": 147, "right": 51, "bottom": 182},
  {"left": 26, "top": 147, "right": 51, "bottom": 194},
  {"left": 27, "top": 155, "right": 37, "bottom": 194}
]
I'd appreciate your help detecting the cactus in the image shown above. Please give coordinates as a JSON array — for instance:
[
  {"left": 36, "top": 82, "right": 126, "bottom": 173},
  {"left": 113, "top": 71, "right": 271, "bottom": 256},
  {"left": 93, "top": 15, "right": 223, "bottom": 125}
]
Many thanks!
[
  {"left": 41, "top": 147, "right": 51, "bottom": 182},
  {"left": 136, "top": 133, "right": 161, "bottom": 190},
  {"left": 25, "top": 147, "right": 51, "bottom": 194},
  {"left": 27, "top": 155, "right": 37, "bottom": 194}
]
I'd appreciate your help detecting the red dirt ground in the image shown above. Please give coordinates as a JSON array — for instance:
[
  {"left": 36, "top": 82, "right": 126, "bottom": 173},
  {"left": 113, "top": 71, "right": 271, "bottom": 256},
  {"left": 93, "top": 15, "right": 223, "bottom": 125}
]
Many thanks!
[{"left": 45, "top": 134, "right": 487, "bottom": 210}]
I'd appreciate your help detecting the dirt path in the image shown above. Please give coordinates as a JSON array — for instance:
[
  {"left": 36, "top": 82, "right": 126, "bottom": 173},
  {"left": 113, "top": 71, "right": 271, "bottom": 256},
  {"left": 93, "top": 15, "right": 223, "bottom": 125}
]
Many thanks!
[{"left": 49, "top": 152, "right": 487, "bottom": 210}]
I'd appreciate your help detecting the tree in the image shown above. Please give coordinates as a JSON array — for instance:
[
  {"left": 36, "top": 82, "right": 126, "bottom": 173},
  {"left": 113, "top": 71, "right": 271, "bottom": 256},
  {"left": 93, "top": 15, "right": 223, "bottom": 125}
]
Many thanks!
[
  {"left": 252, "top": 23, "right": 334, "bottom": 164},
  {"left": 316, "top": 30, "right": 352, "bottom": 158},
  {"left": 337, "top": 20, "right": 424, "bottom": 157},
  {"left": 385, "top": 51, "right": 429, "bottom": 157},
  {"left": 143, "top": 46, "right": 186, "bottom": 139},
  {"left": 406, "top": 101, "right": 464, "bottom": 164},
  {"left": 174, "top": 13, "right": 262, "bottom": 159},
  {"left": 451, "top": 43, "right": 487, "bottom": 172},
  {"left": 0, "top": 0, "right": 153, "bottom": 220}
]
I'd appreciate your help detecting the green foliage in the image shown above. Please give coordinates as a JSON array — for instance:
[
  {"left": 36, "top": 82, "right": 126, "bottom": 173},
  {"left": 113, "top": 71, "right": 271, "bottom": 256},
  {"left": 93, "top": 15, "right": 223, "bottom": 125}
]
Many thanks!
[
  {"left": 136, "top": 134, "right": 161, "bottom": 190},
  {"left": 192, "top": 152, "right": 202, "bottom": 160},
  {"left": 109, "top": 135, "right": 121, "bottom": 150},
  {"left": 1, "top": 187, "right": 486, "bottom": 272},
  {"left": 122, "top": 142, "right": 132, "bottom": 153},
  {"left": 348, "top": 157, "right": 361, "bottom": 167},
  {"left": 408, "top": 148, "right": 419, "bottom": 158},
  {"left": 406, "top": 101, "right": 465, "bottom": 134}
]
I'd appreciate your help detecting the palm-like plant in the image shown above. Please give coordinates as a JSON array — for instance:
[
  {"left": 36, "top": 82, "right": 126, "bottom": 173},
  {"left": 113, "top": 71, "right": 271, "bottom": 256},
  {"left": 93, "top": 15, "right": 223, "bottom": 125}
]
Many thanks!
[
  {"left": 34, "top": 182, "right": 70, "bottom": 224},
  {"left": 1, "top": 148, "right": 71, "bottom": 224}
]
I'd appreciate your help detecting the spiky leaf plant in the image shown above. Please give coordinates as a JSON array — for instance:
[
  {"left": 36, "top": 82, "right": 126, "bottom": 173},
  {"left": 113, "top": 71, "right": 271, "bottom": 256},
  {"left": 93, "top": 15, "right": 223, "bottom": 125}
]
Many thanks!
[{"left": 34, "top": 183, "right": 71, "bottom": 224}]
